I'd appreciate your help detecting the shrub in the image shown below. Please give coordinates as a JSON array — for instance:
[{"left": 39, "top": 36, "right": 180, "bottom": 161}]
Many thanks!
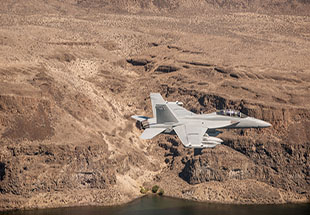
[
  {"left": 140, "top": 186, "right": 148, "bottom": 194},
  {"left": 152, "top": 185, "right": 159, "bottom": 193},
  {"left": 158, "top": 188, "right": 164, "bottom": 196}
]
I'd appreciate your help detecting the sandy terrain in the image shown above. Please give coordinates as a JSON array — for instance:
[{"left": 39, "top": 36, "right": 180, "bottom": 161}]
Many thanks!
[{"left": 0, "top": 0, "right": 310, "bottom": 210}]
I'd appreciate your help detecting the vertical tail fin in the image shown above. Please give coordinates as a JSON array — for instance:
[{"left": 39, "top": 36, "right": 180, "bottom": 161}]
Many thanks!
[
  {"left": 150, "top": 93, "right": 165, "bottom": 119},
  {"left": 150, "top": 93, "right": 178, "bottom": 123},
  {"left": 156, "top": 104, "right": 178, "bottom": 123}
]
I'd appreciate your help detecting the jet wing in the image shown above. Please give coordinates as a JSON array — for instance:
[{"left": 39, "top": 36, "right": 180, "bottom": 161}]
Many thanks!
[
  {"left": 140, "top": 128, "right": 166, "bottom": 139},
  {"left": 173, "top": 120, "right": 235, "bottom": 148},
  {"left": 173, "top": 122, "right": 208, "bottom": 148},
  {"left": 173, "top": 125, "right": 188, "bottom": 146},
  {"left": 203, "top": 120, "right": 239, "bottom": 129}
]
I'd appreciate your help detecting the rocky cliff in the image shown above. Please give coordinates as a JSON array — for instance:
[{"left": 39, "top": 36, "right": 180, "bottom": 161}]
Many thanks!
[{"left": 0, "top": 0, "right": 310, "bottom": 210}]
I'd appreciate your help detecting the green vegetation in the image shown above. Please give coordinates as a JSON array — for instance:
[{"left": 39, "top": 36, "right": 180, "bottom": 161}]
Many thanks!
[
  {"left": 140, "top": 185, "right": 164, "bottom": 196},
  {"left": 158, "top": 188, "right": 164, "bottom": 196},
  {"left": 151, "top": 185, "right": 159, "bottom": 193},
  {"left": 140, "top": 186, "right": 149, "bottom": 194}
]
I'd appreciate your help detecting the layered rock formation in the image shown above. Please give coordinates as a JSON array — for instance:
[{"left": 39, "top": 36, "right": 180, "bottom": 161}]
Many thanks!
[{"left": 0, "top": 0, "right": 310, "bottom": 210}]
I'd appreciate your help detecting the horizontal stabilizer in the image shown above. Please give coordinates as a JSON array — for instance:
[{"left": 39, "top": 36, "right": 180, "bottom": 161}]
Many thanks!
[
  {"left": 131, "top": 115, "right": 149, "bottom": 122},
  {"left": 140, "top": 128, "right": 166, "bottom": 139}
]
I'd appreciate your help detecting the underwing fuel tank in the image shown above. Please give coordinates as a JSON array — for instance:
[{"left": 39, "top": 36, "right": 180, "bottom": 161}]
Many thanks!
[{"left": 202, "top": 136, "right": 223, "bottom": 145}]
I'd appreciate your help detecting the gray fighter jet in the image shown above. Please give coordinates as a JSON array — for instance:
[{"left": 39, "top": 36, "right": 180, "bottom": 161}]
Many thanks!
[{"left": 132, "top": 93, "right": 271, "bottom": 148}]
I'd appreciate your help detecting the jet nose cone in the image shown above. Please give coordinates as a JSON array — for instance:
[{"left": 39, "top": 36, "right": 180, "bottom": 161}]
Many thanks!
[{"left": 258, "top": 120, "right": 272, "bottom": 128}]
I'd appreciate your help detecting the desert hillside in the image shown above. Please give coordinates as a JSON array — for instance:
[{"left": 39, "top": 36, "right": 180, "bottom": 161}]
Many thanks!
[
  {"left": 0, "top": 0, "right": 310, "bottom": 210},
  {"left": 1, "top": 0, "right": 310, "bottom": 15}
]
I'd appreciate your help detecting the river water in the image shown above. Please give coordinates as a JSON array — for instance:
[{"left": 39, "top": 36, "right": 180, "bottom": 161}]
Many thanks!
[{"left": 1, "top": 195, "right": 310, "bottom": 215}]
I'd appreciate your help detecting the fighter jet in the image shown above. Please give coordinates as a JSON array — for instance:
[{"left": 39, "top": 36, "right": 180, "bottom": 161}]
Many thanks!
[{"left": 132, "top": 93, "right": 271, "bottom": 148}]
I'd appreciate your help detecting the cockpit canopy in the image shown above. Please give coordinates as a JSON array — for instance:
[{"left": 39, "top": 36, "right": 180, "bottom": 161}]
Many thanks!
[{"left": 216, "top": 109, "right": 247, "bottom": 118}]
